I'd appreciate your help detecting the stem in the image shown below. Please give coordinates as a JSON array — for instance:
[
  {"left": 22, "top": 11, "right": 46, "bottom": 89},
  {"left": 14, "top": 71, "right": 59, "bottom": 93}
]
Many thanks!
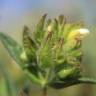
[{"left": 42, "top": 87, "right": 47, "bottom": 96}]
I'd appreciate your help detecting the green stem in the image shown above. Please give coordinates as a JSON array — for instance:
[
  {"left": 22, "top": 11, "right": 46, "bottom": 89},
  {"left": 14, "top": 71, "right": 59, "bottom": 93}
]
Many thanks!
[
  {"left": 24, "top": 69, "right": 41, "bottom": 86},
  {"left": 42, "top": 87, "right": 47, "bottom": 96}
]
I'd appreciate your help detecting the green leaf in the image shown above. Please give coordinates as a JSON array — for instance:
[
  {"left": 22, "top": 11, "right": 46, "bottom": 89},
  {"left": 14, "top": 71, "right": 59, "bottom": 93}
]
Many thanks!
[
  {"left": 70, "top": 49, "right": 82, "bottom": 57},
  {"left": 38, "top": 39, "right": 53, "bottom": 68},
  {"left": 58, "top": 14, "right": 66, "bottom": 25},
  {"left": 50, "top": 77, "right": 96, "bottom": 89},
  {"left": 54, "top": 62, "right": 81, "bottom": 79},
  {"left": 23, "top": 26, "right": 37, "bottom": 63},
  {"left": 78, "top": 77, "right": 96, "bottom": 84},
  {"left": 52, "top": 19, "right": 59, "bottom": 41},
  {"left": 34, "top": 14, "right": 47, "bottom": 44},
  {"left": 0, "top": 32, "right": 23, "bottom": 66},
  {"left": 57, "top": 67, "right": 80, "bottom": 79},
  {"left": 49, "top": 77, "right": 81, "bottom": 89},
  {"left": 46, "top": 19, "right": 51, "bottom": 27}
]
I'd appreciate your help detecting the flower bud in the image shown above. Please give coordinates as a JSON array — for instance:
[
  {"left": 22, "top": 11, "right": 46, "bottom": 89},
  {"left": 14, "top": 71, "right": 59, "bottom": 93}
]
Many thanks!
[
  {"left": 20, "top": 51, "right": 27, "bottom": 61},
  {"left": 47, "top": 25, "right": 52, "bottom": 32}
]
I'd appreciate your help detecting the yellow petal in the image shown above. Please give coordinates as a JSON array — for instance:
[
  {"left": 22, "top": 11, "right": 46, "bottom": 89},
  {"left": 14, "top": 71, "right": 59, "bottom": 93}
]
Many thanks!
[{"left": 67, "top": 28, "right": 90, "bottom": 40}]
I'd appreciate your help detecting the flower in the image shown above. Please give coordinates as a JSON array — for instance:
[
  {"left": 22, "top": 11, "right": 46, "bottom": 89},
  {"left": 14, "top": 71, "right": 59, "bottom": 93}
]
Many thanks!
[{"left": 67, "top": 28, "right": 90, "bottom": 40}]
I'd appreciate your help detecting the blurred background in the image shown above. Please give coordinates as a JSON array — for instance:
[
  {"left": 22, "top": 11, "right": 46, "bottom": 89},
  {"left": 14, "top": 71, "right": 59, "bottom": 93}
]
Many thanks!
[{"left": 0, "top": 0, "right": 96, "bottom": 96}]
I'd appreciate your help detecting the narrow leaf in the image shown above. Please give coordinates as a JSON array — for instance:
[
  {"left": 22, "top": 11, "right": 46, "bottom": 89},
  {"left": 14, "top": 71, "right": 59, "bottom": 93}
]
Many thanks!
[
  {"left": 0, "top": 32, "right": 23, "bottom": 66},
  {"left": 23, "top": 26, "right": 37, "bottom": 63},
  {"left": 50, "top": 77, "right": 96, "bottom": 89},
  {"left": 58, "top": 15, "right": 65, "bottom": 25},
  {"left": 78, "top": 77, "right": 96, "bottom": 84},
  {"left": 34, "top": 14, "right": 47, "bottom": 44}
]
